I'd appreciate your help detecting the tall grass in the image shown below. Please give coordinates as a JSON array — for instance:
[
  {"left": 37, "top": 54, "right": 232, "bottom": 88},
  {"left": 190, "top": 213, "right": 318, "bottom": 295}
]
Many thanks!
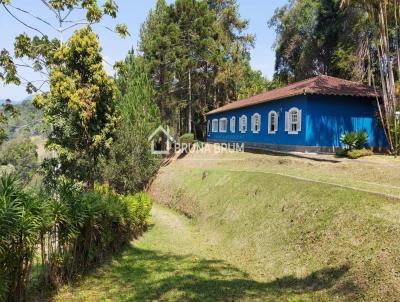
[{"left": 0, "top": 175, "right": 152, "bottom": 302}]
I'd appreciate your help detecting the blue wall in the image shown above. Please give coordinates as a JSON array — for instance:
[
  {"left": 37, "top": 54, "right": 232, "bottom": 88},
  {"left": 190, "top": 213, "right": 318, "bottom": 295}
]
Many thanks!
[
  {"left": 207, "top": 95, "right": 307, "bottom": 146},
  {"left": 207, "top": 94, "right": 387, "bottom": 150},
  {"left": 306, "top": 95, "right": 386, "bottom": 148}
]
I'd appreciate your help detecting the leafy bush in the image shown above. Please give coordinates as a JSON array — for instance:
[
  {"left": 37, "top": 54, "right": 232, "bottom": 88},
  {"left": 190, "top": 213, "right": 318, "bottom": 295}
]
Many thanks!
[
  {"left": 122, "top": 192, "right": 153, "bottom": 237},
  {"left": 179, "top": 133, "right": 195, "bottom": 144},
  {"left": 340, "top": 131, "right": 369, "bottom": 150},
  {"left": 0, "top": 175, "right": 153, "bottom": 301},
  {"left": 347, "top": 148, "right": 373, "bottom": 159}
]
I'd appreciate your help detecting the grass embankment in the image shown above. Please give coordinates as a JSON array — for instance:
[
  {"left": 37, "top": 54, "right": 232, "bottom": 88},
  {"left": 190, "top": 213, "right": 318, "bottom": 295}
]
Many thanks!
[
  {"left": 149, "top": 149, "right": 400, "bottom": 300},
  {"left": 54, "top": 148, "right": 400, "bottom": 301}
]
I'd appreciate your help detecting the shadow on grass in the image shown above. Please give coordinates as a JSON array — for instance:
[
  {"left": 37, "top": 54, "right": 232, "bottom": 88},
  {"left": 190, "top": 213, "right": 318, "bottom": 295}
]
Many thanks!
[{"left": 63, "top": 244, "right": 356, "bottom": 301}]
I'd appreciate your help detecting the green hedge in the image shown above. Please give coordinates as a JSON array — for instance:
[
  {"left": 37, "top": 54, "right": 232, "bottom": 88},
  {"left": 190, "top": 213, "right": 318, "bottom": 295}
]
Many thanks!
[
  {"left": 335, "top": 148, "right": 373, "bottom": 159},
  {"left": 347, "top": 148, "right": 374, "bottom": 159},
  {"left": 0, "top": 176, "right": 153, "bottom": 302}
]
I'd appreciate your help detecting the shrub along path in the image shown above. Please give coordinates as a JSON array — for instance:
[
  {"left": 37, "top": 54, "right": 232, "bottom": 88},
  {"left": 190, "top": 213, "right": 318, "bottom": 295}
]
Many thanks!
[{"left": 54, "top": 204, "right": 287, "bottom": 301}]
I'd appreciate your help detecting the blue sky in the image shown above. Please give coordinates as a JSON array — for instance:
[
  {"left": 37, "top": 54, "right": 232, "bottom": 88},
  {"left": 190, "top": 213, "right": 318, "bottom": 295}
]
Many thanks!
[{"left": 0, "top": 0, "right": 287, "bottom": 101}]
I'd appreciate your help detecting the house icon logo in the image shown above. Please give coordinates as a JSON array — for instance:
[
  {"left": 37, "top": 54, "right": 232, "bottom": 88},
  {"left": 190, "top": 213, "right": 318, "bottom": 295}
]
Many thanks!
[{"left": 148, "top": 126, "right": 175, "bottom": 155}]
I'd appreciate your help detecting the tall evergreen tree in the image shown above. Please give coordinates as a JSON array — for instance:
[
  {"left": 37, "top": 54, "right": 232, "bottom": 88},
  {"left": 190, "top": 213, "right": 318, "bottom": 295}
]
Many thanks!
[
  {"left": 139, "top": 0, "right": 178, "bottom": 127},
  {"left": 140, "top": 0, "right": 265, "bottom": 138},
  {"left": 105, "top": 52, "right": 161, "bottom": 193}
]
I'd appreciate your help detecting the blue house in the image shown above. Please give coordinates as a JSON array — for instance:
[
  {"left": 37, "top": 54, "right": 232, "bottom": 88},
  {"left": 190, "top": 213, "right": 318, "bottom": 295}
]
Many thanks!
[{"left": 206, "top": 75, "right": 386, "bottom": 153}]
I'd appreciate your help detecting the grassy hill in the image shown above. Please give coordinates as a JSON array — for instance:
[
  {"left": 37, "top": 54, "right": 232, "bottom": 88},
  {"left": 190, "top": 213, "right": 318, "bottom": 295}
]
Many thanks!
[
  {"left": 52, "top": 147, "right": 400, "bottom": 301},
  {"left": 148, "top": 149, "right": 400, "bottom": 301}
]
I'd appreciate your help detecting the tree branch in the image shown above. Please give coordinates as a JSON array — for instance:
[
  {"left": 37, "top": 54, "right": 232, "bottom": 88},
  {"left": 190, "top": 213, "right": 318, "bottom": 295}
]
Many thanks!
[
  {"left": 8, "top": 3, "right": 59, "bottom": 32},
  {"left": 2, "top": 4, "right": 45, "bottom": 36}
]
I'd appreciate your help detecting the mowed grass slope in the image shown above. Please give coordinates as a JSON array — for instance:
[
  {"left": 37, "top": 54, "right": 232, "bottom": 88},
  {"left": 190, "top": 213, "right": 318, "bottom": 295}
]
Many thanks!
[
  {"left": 150, "top": 149, "right": 400, "bottom": 300},
  {"left": 53, "top": 148, "right": 400, "bottom": 301}
]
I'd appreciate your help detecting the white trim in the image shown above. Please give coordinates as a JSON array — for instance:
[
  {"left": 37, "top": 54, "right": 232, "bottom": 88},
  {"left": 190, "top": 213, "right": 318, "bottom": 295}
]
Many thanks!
[
  {"left": 240, "top": 115, "right": 247, "bottom": 133},
  {"left": 268, "top": 110, "right": 278, "bottom": 134},
  {"left": 219, "top": 117, "right": 227, "bottom": 133},
  {"left": 287, "top": 107, "right": 301, "bottom": 135},
  {"left": 212, "top": 119, "right": 219, "bottom": 132},
  {"left": 251, "top": 113, "right": 261, "bottom": 133},
  {"left": 207, "top": 120, "right": 211, "bottom": 136},
  {"left": 230, "top": 116, "right": 236, "bottom": 133}
]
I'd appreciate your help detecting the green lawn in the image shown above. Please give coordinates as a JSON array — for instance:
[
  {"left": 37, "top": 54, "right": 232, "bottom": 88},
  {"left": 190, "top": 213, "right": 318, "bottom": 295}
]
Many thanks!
[
  {"left": 54, "top": 205, "right": 289, "bottom": 301},
  {"left": 53, "top": 149, "right": 400, "bottom": 301}
]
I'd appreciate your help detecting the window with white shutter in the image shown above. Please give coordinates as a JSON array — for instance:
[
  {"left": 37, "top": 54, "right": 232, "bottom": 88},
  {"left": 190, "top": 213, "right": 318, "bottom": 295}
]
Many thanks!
[
  {"left": 286, "top": 107, "right": 302, "bottom": 134},
  {"left": 230, "top": 116, "right": 236, "bottom": 133},
  {"left": 268, "top": 111, "right": 278, "bottom": 134},
  {"left": 251, "top": 113, "right": 261, "bottom": 133},
  {"left": 219, "top": 118, "right": 227, "bottom": 133},
  {"left": 212, "top": 119, "right": 219, "bottom": 132},
  {"left": 240, "top": 115, "right": 247, "bottom": 133}
]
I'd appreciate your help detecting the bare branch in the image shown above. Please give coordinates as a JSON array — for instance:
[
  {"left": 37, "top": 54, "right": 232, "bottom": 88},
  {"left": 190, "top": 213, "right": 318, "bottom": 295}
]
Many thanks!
[
  {"left": 40, "top": 0, "right": 59, "bottom": 19},
  {"left": 8, "top": 3, "right": 59, "bottom": 32},
  {"left": 61, "top": 21, "right": 92, "bottom": 32},
  {"left": 2, "top": 4, "right": 45, "bottom": 36}
]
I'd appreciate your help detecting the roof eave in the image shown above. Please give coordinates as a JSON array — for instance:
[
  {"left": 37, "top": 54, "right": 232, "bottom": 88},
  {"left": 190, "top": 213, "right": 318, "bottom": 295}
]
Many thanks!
[{"left": 206, "top": 92, "right": 380, "bottom": 116}]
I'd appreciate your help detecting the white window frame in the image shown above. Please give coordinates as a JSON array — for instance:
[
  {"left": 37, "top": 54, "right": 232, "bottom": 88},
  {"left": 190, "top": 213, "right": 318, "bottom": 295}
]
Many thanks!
[
  {"left": 285, "top": 107, "right": 302, "bottom": 135},
  {"left": 212, "top": 119, "right": 219, "bottom": 132},
  {"left": 239, "top": 115, "right": 247, "bottom": 133},
  {"left": 268, "top": 110, "right": 278, "bottom": 134},
  {"left": 230, "top": 116, "right": 236, "bottom": 133},
  {"left": 251, "top": 113, "right": 261, "bottom": 133},
  {"left": 219, "top": 117, "right": 227, "bottom": 133},
  {"left": 207, "top": 120, "right": 211, "bottom": 136}
]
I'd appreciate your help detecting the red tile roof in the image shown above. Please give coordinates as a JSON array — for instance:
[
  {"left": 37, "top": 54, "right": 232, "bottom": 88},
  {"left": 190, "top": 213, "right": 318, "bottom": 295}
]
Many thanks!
[{"left": 206, "top": 75, "right": 380, "bottom": 115}]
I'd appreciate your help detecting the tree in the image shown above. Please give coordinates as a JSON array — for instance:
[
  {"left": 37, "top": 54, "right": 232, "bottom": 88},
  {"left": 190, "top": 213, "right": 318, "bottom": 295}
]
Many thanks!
[
  {"left": 268, "top": 0, "right": 372, "bottom": 83},
  {"left": 104, "top": 52, "right": 161, "bottom": 193},
  {"left": 0, "top": 100, "right": 18, "bottom": 144},
  {"left": 34, "top": 27, "right": 118, "bottom": 187},
  {"left": 0, "top": 0, "right": 128, "bottom": 91},
  {"left": 139, "top": 0, "right": 178, "bottom": 127},
  {"left": 238, "top": 65, "right": 282, "bottom": 99},
  {"left": 340, "top": 0, "right": 399, "bottom": 153},
  {"left": 0, "top": 138, "right": 38, "bottom": 183},
  {"left": 140, "top": 0, "right": 260, "bottom": 139},
  {"left": 169, "top": 0, "right": 218, "bottom": 134}
]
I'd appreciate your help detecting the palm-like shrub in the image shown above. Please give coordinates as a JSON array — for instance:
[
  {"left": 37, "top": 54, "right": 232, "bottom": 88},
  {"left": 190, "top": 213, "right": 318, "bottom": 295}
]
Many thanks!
[
  {"left": 340, "top": 131, "right": 369, "bottom": 150},
  {"left": 0, "top": 176, "right": 153, "bottom": 300},
  {"left": 0, "top": 174, "right": 48, "bottom": 302}
]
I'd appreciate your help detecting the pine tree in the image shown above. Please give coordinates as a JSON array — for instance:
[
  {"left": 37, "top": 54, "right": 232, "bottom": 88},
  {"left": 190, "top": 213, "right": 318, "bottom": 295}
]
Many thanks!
[
  {"left": 105, "top": 52, "right": 161, "bottom": 193},
  {"left": 139, "top": 0, "right": 178, "bottom": 127}
]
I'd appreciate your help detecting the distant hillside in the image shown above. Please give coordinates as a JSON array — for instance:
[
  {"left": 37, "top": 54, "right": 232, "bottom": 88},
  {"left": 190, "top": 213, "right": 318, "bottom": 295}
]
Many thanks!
[{"left": 5, "top": 99, "right": 48, "bottom": 140}]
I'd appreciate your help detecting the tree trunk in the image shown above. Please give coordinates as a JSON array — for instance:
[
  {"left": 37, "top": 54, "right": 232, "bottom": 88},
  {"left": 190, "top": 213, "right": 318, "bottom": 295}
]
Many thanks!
[{"left": 188, "top": 68, "right": 192, "bottom": 133}]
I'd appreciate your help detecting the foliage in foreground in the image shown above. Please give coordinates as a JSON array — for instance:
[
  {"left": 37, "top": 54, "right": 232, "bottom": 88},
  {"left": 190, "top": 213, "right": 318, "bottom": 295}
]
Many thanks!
[{"left": 0, "top": 175, "right": 152, "bottom": 302}]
